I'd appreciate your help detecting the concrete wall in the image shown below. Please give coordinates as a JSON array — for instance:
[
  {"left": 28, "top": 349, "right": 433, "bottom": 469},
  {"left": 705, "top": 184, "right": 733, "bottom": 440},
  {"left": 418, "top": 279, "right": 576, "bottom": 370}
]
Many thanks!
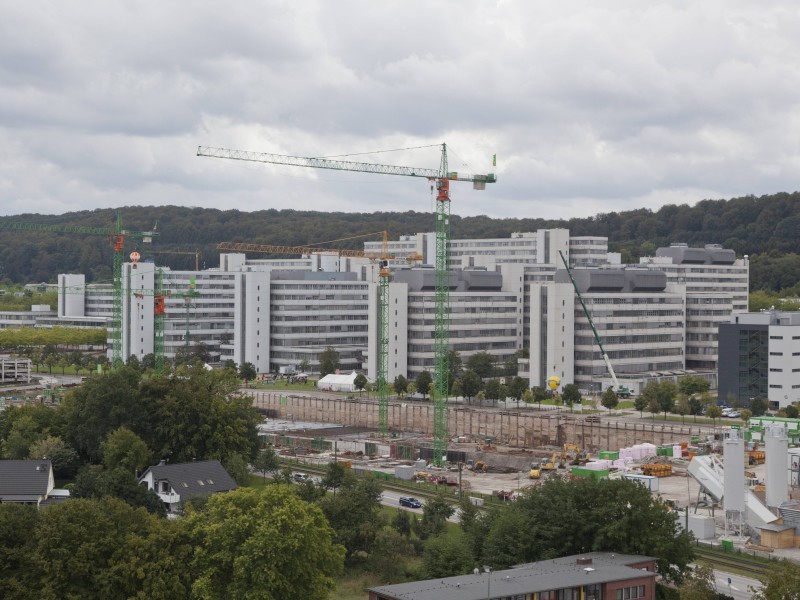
[{"left": 250, "top": 392, "right": 712, "bottom": 451}]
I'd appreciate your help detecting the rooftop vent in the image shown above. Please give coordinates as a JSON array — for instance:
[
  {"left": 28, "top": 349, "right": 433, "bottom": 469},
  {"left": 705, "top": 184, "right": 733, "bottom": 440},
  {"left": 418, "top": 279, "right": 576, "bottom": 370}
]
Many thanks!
[{"left": 576, "top": 557, "right": 593, "bottom": 566}]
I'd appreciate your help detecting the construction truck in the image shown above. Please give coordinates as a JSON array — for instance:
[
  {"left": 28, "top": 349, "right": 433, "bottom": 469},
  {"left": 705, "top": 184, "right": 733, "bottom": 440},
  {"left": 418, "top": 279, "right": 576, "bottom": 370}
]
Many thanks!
[
  {"left": 529, "top": 461, "right": 541, "bottom": 479},
  {"left": 615, "top": 385, "right": 633, "bottom": 399}
]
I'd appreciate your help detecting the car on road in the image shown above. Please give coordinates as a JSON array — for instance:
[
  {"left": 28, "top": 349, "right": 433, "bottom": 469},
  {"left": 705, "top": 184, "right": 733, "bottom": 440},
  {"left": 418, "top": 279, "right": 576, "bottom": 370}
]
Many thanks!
[
  {"left": 399, "top": 496, "right": 422, "bottom": 509},
  {"left": 293, "top": 473, "right": 310, "bottom": 483}
]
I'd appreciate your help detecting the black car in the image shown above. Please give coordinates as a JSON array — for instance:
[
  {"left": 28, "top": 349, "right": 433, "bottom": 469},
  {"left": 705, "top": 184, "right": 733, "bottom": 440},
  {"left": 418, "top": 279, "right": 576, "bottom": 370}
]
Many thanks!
[{"left": 399, "top": 496, "right": 422, "bottom": 508}]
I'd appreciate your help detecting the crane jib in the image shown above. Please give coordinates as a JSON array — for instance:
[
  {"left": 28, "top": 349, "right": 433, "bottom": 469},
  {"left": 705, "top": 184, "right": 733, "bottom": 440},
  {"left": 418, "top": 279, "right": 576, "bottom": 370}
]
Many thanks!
[{"left": 196, "top": 146, "right": 495, "bottom": 184}]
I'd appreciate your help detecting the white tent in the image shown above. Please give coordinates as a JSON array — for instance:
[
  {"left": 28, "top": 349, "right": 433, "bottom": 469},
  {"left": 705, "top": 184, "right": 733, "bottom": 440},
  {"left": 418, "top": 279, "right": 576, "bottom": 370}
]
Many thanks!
[{"left": 317, "top": 371, "right": 360, "bottom": 393}]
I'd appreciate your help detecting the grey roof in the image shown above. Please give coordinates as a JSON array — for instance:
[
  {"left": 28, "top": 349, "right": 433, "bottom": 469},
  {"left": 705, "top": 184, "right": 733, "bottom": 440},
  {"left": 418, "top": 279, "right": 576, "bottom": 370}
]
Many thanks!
[
  {"left": 0, "top": 460, "right": 52, "bottom": 497},
  {"left": 139, "top": 460, "right": 237, "bottom": 499},
  {"left": 369, "top": 553, "right": 657, "bottom": 600}
]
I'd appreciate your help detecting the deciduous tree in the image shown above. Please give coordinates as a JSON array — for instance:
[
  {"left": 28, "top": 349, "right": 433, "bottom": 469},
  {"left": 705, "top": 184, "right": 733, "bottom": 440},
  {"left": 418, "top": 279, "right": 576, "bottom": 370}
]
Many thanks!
[
  {"left": 187, "top": 486, "right": 345, "bottom": 600},
  {"left": 461, "top": 370, "right": 482, "bottom": 401},
  {"left": 415, "top": 370, "right": 433, "bottom": 400},
  {"left": 252, "top": 445, "right": 280, "bottom": 477},
  {"left": 422, "top": 529, "right": 475, "bottom": 578},
  {"left": 318, "top": 346, "right": 340, "bottom": 378},
  {"left": 601, "top": 388, "right": 619, "bottom": 412},
  {"left": 749, "top": 396, "right": 769, "bottom": 417},
  {"left": 562, "top": 384, "right": 582, "bottom": 407},
  {"left": 466, "top": 351, "right": 495, "bottom": 379},
  {"left": 319, "top": 474, "right": 384, "bottom": 561},
  {"left": 101, "top": 427, "right": 151, "bottom": 475},
  {"left": 417, "top": 490, "right": 455, "bottom": 539},
  {"left": 393, "top": 374, "right": 408, "bottom": 397},
  {"left": 751, "top": 558, "right": 800, "bottom": 600},
  {"left": 27, "top": 435, "right": 80, "bottom": 479},
  {"left": 238, "top": 361, "right": 257, "bottom": 382},
  {"left": 486, "top": 478, "right": 693, "bottom": 583}
]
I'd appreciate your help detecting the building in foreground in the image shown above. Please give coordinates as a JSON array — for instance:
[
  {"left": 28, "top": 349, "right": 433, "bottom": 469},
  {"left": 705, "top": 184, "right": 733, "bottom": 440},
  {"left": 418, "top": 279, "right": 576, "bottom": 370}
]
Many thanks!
[
  {"left": 718, "top": 310, "right": 800, "bottom": 410},
  {"left": 368, "top": 552, "right": 657, "bottom": 600}
]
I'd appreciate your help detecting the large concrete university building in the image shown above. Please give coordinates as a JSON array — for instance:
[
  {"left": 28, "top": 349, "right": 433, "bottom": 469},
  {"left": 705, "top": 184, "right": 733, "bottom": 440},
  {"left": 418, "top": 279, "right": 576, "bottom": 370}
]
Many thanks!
[{"left": 55, "top": 229, "right": 748, "bottom": 392}]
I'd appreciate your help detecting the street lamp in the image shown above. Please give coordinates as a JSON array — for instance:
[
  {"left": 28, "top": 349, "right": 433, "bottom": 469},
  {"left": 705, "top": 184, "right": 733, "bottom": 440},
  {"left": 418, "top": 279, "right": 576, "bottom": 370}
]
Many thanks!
[{"left": 483, "top": 565, "right": 492, "bottom": 599}]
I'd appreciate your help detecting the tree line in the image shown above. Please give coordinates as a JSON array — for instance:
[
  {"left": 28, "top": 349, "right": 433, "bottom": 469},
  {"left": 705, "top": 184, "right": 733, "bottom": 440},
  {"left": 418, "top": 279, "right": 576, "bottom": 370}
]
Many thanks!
[{"left": 3, "top": 193, "right": 800, "bottom": 292}]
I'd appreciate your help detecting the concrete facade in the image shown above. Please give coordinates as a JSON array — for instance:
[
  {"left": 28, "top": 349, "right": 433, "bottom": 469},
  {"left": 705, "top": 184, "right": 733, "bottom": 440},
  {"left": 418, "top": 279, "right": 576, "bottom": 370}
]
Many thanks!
[
  {"left": 718, "top": 311, "right": 800, "bottom": 409},
  {"left": 639, "top": 244, "right": 749, "bottom": 370},
  {"left": 530, "top": 268, "right": 687, "bottom": 391},
  {"left": 49, "top": 231, "right": 748, "bottom": 391}
]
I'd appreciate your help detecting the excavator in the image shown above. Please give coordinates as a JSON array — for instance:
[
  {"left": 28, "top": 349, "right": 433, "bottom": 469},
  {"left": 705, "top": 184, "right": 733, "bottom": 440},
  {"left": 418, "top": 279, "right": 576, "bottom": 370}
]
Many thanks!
[
  {"left": 541, "top": 451, "right": 564, "bottom": 471},
  {"left": 564, "top": 444, "right": 590, "bottom": 466}
]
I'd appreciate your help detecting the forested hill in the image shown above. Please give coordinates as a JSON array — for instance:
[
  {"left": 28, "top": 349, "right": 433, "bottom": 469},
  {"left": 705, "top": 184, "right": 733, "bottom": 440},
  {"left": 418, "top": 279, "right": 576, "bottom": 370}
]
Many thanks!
[{"left": 1, "top": 191, "right": 799, "bottom": 292}]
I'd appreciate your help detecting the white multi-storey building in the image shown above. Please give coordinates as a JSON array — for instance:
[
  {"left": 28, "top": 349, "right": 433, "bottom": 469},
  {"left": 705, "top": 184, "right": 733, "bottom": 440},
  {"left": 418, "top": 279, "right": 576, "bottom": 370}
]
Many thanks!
[
  {"left": 639, "top": 244, "right": 749, "bottom": 370},
  {"left": 49, "top": 231, "right": 747, "bottom": 392},
  {"left": 367, "top": 268, "right": 523, "bottom": 382},
  {"left": 530, "top": 268, "right": 687, "bottom": 393}
]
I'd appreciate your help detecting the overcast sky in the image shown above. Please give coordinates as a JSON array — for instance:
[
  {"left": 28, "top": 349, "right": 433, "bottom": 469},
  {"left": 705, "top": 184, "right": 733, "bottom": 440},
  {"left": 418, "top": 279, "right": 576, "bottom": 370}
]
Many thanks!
[{"left": 2, "top": 1, "right": 800, "bottom": 221}]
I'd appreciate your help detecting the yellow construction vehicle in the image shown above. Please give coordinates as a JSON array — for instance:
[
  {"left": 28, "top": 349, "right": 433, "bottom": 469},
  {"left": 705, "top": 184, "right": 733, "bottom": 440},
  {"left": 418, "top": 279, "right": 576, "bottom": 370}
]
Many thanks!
[
  {"left": 564, "top": 444, "right": 590, "bottom": 466},
  {"left": 529, "top": 461, "right": 541, "bottom": 479},
  {"left": 541, "top": 452, "right": 562, "bottom": 471},
  {"left": 472, "top": 461, "right": 488, "bottom": 473}
]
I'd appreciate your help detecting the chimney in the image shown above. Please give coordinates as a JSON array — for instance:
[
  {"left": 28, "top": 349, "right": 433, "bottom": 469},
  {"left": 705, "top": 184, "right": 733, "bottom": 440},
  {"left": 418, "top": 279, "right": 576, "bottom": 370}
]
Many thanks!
[{"left": 576, "top": 557, "right": 593, "bottom": 566}]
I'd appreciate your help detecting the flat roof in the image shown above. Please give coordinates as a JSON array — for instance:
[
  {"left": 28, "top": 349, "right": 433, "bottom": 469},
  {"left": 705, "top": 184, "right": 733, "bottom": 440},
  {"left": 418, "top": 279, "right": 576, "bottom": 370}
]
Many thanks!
[{"left": 369, "top": 553, "right": 656, "bottom": 600}]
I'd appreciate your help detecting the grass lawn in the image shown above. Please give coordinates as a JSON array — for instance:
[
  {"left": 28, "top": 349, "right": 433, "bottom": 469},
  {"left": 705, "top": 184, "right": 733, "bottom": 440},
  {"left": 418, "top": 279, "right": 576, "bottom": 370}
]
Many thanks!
[
  {"left": 330, "top": 571, "right": 383, "bottom": 600},
  {"left": 245, "top": 474, "right": 271, "bottom": 490}
]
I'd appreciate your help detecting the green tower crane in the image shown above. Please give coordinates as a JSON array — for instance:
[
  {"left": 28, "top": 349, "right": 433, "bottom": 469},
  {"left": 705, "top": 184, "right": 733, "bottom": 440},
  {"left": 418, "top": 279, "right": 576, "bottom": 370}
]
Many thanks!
[
  {"left": 216, "top": 231, "right": 401, "bottom": 435},
  {"left": 199, "top": 144, "right": 496, "bottom": 463},
  {"left": 0, "top": 211, "right": 157, "bottom": 367}
]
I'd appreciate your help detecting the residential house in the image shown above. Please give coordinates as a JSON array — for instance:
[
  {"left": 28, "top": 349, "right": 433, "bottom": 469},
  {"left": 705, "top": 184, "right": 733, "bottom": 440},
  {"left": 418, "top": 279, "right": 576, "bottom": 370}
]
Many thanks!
[
  {"left": 138, "top": 459, "right": 238, "bottom": 513},
  {"left": 0, "top": 460, "right": 70, "bottom": 507}
]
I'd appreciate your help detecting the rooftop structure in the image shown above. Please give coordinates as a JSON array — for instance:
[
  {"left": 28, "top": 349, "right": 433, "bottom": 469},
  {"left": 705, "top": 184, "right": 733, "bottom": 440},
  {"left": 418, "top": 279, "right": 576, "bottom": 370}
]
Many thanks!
[{"left": 368, "top": 552, "right": 657, "bottom": 600}]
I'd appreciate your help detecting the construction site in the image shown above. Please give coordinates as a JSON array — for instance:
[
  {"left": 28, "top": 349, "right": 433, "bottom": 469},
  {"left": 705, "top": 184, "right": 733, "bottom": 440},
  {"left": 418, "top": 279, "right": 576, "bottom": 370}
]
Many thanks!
[{"left": 254, "top": 391, "right": 800, "bottom": 561}]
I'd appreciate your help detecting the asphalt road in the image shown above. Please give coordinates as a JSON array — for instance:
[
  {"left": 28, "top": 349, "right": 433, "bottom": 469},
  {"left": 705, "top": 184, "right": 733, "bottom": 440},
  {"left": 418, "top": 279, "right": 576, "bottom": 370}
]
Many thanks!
[{"left": 712, "top": 570, "right": 761, "bottom": 600}]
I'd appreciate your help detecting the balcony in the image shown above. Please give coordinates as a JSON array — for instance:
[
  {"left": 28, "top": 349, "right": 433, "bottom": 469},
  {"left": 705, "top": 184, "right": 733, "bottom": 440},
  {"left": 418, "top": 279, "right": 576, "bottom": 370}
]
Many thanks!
[{"left": 156, "top": 491, "right": 181, "bottom": 504}]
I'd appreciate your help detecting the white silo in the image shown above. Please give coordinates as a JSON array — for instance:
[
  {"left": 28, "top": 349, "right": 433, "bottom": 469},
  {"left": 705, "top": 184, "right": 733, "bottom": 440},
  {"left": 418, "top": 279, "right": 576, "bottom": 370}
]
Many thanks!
[
  {"left": 765, "top": 425, "right": 789, "bottom": 508},
  {"left": 724, "top": 431, "right": 746, "bottom": 512},
  {"left": 723, "top": 430, "right": 745, "bottom": 538}
]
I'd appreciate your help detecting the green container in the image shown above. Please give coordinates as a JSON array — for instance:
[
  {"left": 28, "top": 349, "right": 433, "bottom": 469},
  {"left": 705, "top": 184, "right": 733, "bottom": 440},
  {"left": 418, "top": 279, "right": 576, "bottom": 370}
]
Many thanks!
[
  {"left": 598, "top": 451, "right": 619, "bottom": 460},
  {"left": 721, "top": 539, "right": 733, "bottom": 552},
  {"left": 571, "top": 467, "right": 609, "bottom": 481}
]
